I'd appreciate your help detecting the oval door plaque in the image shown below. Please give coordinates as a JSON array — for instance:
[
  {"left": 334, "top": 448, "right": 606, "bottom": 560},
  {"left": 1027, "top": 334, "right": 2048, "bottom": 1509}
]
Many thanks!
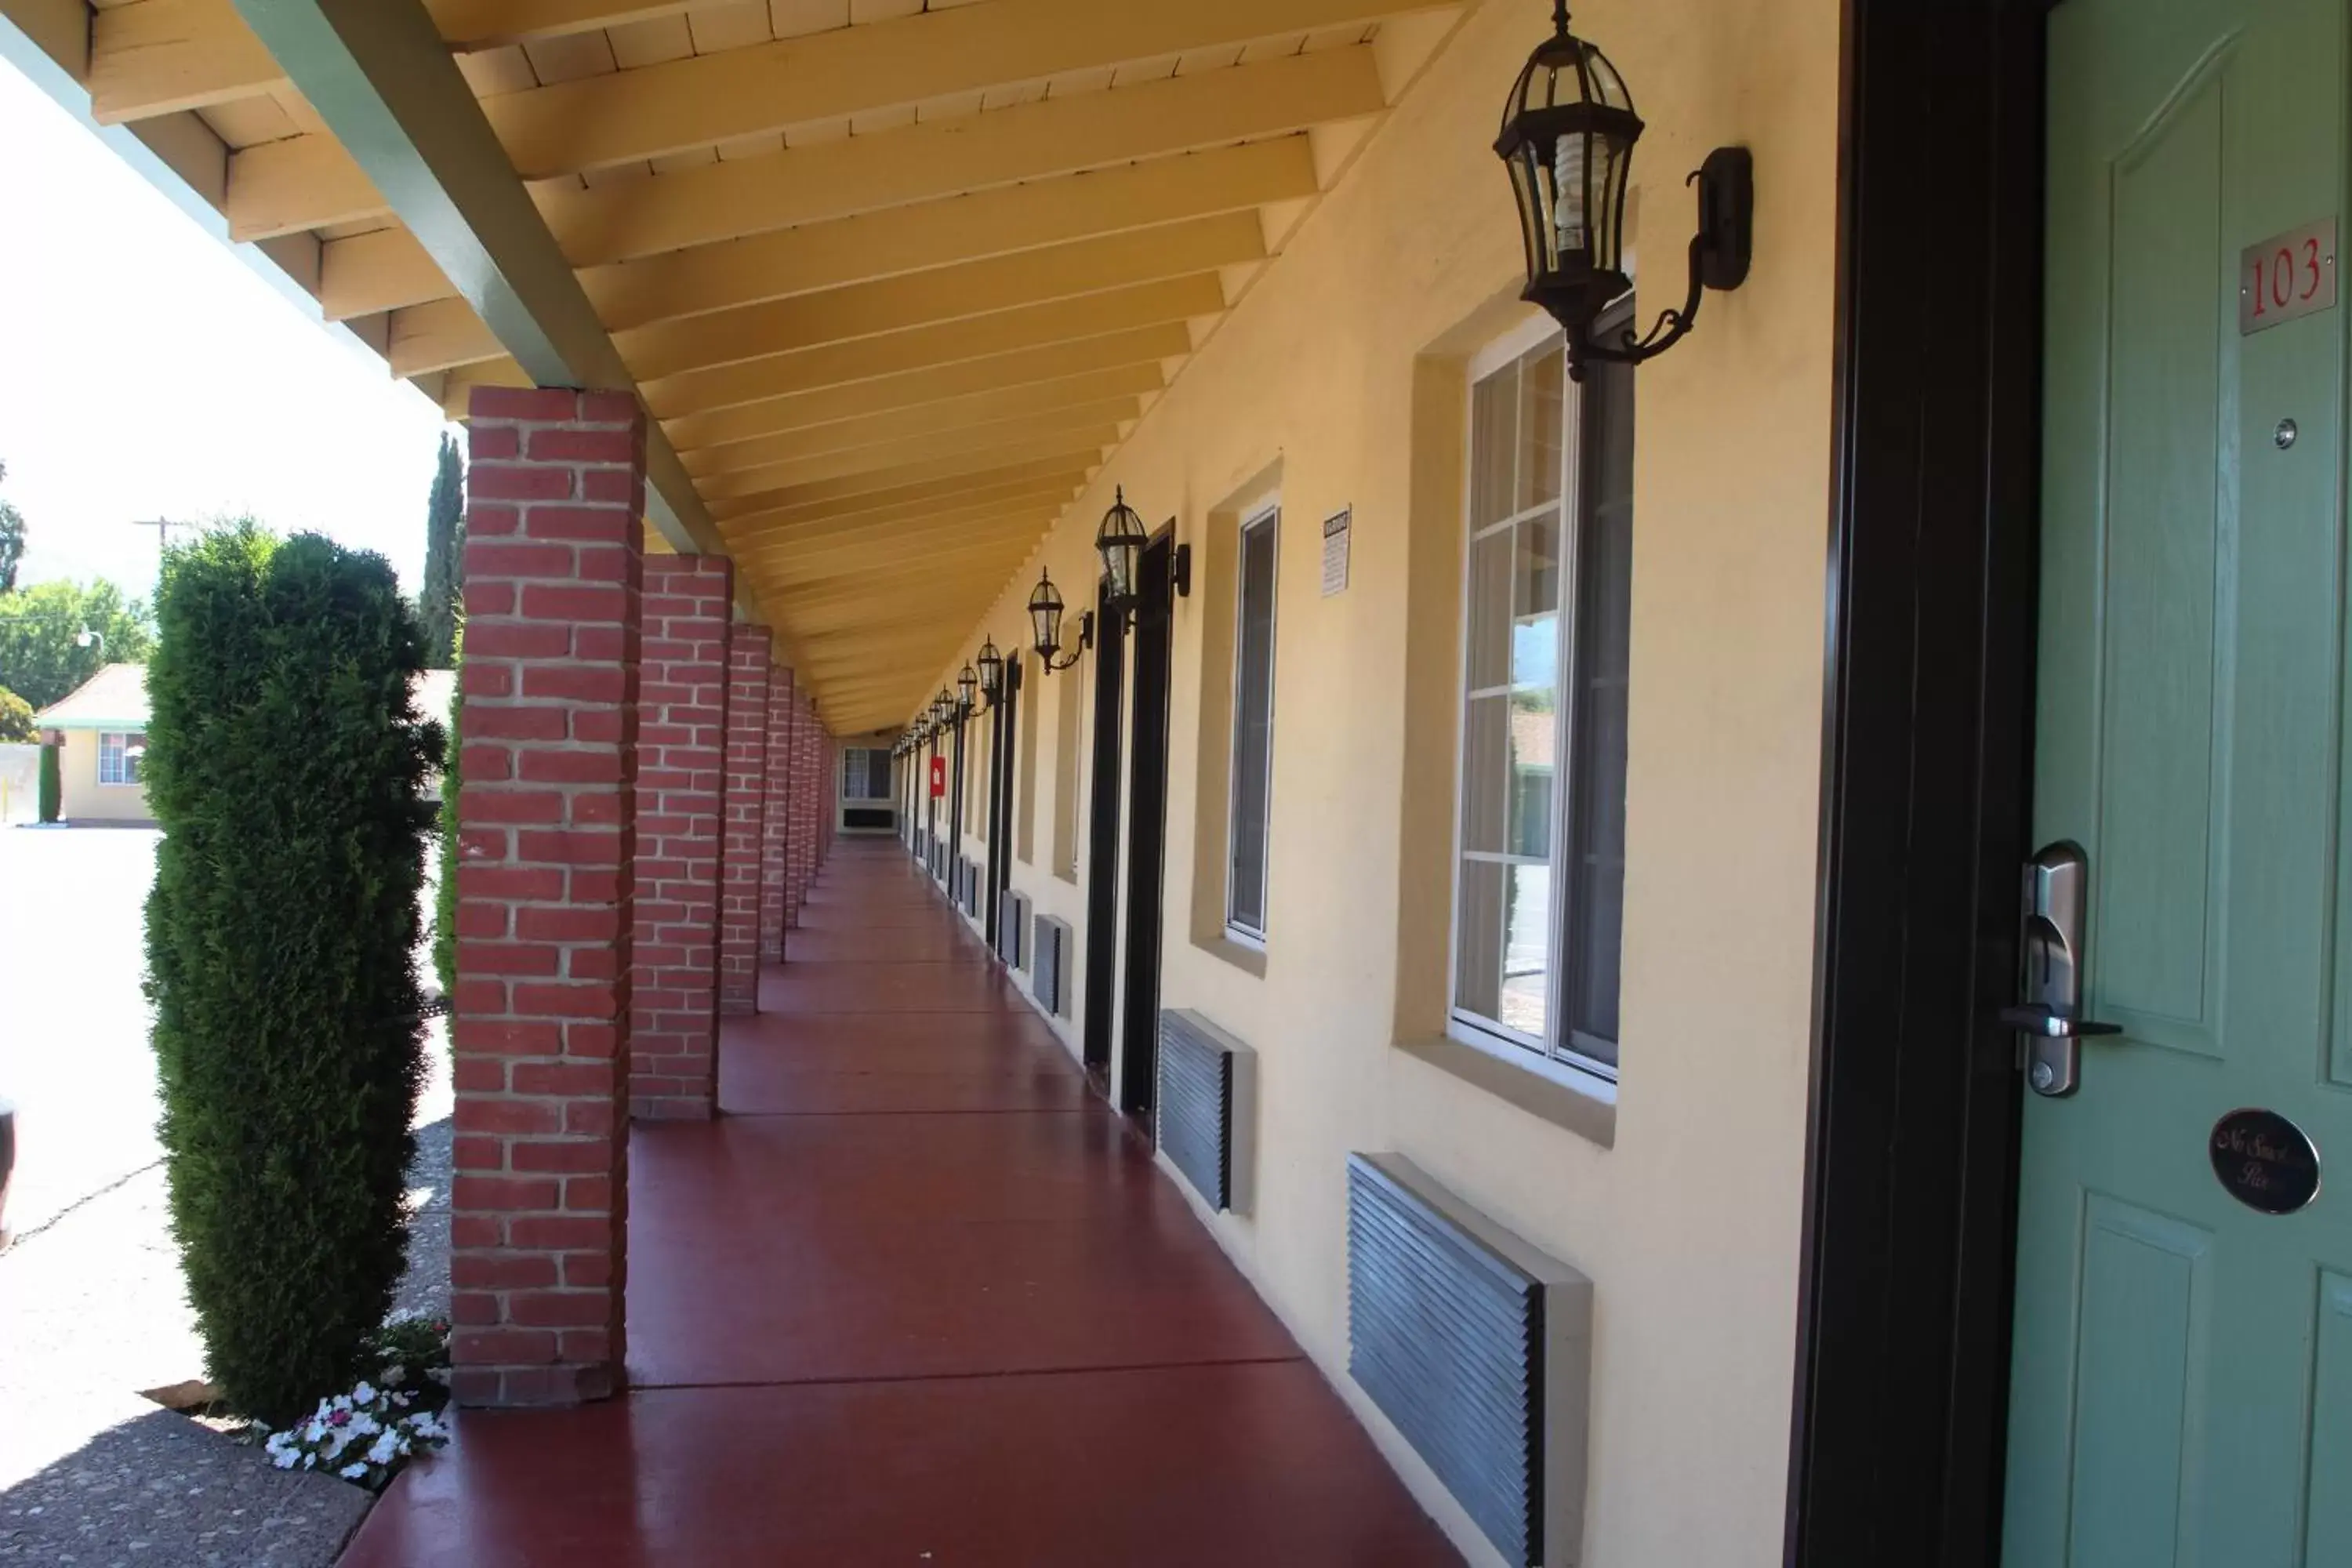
[{"left": 2210, "top": 1109, "right": 2321, "bottom": 1216}]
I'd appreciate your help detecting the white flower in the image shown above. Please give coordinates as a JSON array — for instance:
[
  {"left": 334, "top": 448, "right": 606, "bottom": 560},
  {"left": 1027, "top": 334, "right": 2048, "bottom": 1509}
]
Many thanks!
[
  {"left": 380, "top": 1365, "right": 406, "bottom": 1388},
  {"left": 425, "top": 1367, "right": 452, "bottom": 1386},
  {"left": 332, "top": 1395, "right": 354, "bottom": 1414},
  {"left": 350, "top": 1414, "right": 381, "bottom": 1437},
  {"left": 352, "top": 1382, "right": 379, "bottom": 1406},
  {"left": 270, "top": 1448, "right": 299, "bottom": 1470},
  {"left": 339, "top": 1462, "right": 368, "bottom": 1480},
  {"left": 367, "top": 1431, "right": 402, "bottom": 1467},
  {"left": 299, "top": 1453, "right": 318, "bottom": 1471}
]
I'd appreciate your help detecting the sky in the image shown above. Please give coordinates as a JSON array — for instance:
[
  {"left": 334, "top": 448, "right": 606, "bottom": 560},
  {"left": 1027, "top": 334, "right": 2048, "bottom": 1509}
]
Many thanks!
[{"left": 0, "top": 60, "right": 452, "bottom": 603}]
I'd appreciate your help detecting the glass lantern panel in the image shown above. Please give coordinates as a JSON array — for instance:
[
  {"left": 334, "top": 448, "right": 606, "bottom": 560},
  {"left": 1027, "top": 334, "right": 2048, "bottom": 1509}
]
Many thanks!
[{"left": 1553, "top": 131, "right": 1591, "bottom": 255}]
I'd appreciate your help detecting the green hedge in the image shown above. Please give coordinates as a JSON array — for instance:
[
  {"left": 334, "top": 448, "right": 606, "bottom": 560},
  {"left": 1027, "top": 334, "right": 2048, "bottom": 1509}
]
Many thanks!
[
  {"left": 36, "top": 742, "right": 58, "bottom": 823},
  {"left": 143, "top": 523, "right": 441, "bottom": 1427}
]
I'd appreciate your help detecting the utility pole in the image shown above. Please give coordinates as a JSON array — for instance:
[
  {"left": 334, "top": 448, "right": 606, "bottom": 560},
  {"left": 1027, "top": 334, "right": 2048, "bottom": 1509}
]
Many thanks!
[{"left": 131, "top": 517, "right": 180, "bottom": 555}]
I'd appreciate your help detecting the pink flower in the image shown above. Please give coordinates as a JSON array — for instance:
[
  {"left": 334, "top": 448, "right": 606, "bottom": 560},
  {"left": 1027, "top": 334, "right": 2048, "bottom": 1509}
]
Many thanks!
[{"left": 328, "top": 1410, "right": 351, "bottom": 1428}]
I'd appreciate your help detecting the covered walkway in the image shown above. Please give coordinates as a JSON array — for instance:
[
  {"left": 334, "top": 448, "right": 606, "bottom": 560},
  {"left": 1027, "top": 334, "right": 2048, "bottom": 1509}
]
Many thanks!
[{"left": 343, "top": 838, "right": 1453, "bottom": 1566}]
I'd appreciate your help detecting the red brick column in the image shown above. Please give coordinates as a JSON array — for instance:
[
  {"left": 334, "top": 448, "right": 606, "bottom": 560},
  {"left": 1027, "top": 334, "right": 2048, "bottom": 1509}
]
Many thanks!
[
  {"left": 449, "top": 386, "right": 642, "bottom": 1407},
  {"left": 719, "top": 625, "right": 772, "bottom": 1015},
  {"left": 629, "top": 557, "right": 731, "bottom": 1121},
  {"left": 788, "top": 695, "right": 818, "bottom": 920},
  {"left": 758, "top": 665, "right": 792, "bottom": 964}
]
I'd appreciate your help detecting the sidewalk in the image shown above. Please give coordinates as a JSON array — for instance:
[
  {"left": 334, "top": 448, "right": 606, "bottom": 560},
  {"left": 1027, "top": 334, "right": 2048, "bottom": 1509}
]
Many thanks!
[{"left": 341, "top": 840, "right": 1456, "bottom": 1567}]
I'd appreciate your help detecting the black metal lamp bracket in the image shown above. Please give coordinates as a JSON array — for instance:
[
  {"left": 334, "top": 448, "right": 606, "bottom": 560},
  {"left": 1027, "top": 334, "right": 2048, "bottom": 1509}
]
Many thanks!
[{"left": 1576, "top": 145, "right": 1752, "bottom": 374}]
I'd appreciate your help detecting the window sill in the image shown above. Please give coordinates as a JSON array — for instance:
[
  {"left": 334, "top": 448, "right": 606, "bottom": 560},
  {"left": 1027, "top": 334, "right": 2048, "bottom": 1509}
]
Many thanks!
[
  {"left": 1192, "top": 931, "right": 1268, "bottom": 979},
  {"left": 1392, "top": 1033, "right": 1617, "bottom": 1149}
]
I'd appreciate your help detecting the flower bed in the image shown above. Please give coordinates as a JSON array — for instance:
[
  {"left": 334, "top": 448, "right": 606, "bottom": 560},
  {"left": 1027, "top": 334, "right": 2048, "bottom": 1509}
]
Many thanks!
[{"left": 261, "top": 1315, "right": 452, "bottom": 1491}]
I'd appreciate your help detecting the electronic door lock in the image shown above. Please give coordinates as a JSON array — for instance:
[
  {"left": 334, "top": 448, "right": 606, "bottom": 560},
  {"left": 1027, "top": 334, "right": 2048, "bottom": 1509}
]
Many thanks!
[{"left": 2008, "top": 840, "right": 2122, "bottom": 1097}]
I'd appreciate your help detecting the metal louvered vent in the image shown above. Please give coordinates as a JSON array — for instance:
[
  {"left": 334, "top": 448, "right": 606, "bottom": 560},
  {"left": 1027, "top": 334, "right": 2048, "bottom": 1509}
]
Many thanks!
[
  {"left": 959, "top": 859, "right": 981, "bottom": 917},
  {"left": 1000, "top": 890, "right": 1030, "bottom": 968},
  {"left": 1156, "top": 1009, "right": 1255, "bottom": 1213},
  {"left": 1346, "top": 1153, "right": 1592, "bottom": 1568},
  {"left": 1033, "top": 914, "right": 1071, "bottom": 1016}
]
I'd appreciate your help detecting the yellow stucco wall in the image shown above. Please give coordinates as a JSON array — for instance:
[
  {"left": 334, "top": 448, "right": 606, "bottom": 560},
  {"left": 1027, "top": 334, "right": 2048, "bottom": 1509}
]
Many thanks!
[
  {"left": 926, "top": 2, "right": 1841, "bottom": 1562},
  {"left": 57, "top": 731, "right": 154, "bottom": 824}
]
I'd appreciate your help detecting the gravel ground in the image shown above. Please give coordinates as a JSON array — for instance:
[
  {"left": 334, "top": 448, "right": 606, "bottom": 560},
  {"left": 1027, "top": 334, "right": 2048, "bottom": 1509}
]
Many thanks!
[{"left": 0, "top": 1037, "right": 454, "bottom": 1568}]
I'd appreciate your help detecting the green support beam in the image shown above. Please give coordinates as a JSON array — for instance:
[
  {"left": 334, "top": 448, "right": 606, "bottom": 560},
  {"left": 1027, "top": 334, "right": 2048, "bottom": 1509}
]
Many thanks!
[{"left": 224, "top": 0, "right": 772, "bottom": 630}]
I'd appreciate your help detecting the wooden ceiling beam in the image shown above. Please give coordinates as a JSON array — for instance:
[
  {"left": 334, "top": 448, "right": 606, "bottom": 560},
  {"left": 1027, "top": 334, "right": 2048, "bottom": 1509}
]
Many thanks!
[
  {"left": 770, "top": 578, "right": 1025, "bottom": 631},
  {"left": 89, "top": 0, "right": 700, "bottom": 125},
  {"left": 618, "top": 212, "right": 1261, "bottom": 383},
  {"left": 722, "top": 474, "right": 1088, "bottom": 544},
  {"left": 762, "top": 529, "right": 1048, "bottom": 590},
  {"left": 739, "top": 508, "right": 1060, "bottom": 572},
  {"left": 707, "top": 437, "right": 1109, "bottom": 522},
  {"left": 665, "top": 327, "right": 1183, "bottom": 454},
  {"left": 488, "top": 0, "right": 1440, "bottom": 180},
  {"left": 646, "top": 274, "right": 1220, "bottom": 421},
  {"left": 775, "top": 592, "right": 1019, "bottom": 642},
  {"left": 543, "top": 52, "right": 1368, "bottom": 267},
  {"left": 333, "top": 137, "right": 1308, "bottom": 331},
  {"left": 724, "top": 469, "right": 1088, "bottom": 538},
  {"left": 697, "top": 417, "right": 1123, "bottom": 504},
  {"left": 89, "top": 0, "right": 286, "bottom": 122},
  {"left": 588, "top": 138, "right": 1315, "bottom": 332},
  {"left": 321, "top": 223, "right": 447, "bottom": 319},
  {"left": 389, "top": 294, "right": 502, "bottom": 377},
  {"left": 234, "top": 43, "right": 1375, "bottom": 256},
  {"left": 682, "top": 372, "right": 1155, "bottom": 477}
]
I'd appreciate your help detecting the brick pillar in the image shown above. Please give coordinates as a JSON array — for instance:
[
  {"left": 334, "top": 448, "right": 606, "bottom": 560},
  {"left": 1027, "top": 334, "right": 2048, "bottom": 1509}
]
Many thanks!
[
  {"left": 629, "top": 557, "right": 731, "bottom": 1120},
  {"left": 449, "top": 386, "right": 642, "bottom": 1407},
  {"left": 788, "top": 695, "right": 818, "bottom": 919},
  {"left": 758, "top": 664, "right": 792, "bottom": 964},
  {"left": 719, "top": 626, "right": 772, "bottom": 1016}
]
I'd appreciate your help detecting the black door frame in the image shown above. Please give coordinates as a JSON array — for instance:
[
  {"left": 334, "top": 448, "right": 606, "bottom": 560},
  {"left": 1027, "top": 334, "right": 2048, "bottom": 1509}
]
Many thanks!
[
  {"left": 1081, "top": 573, "right": 1126, "bottom": 1081},
  {"left": 924, "top": 730, "right": 941, "bottom": 874},
  {"left": 986, "top": 656, "right": 1020, "bottom": 954},
  {"left": 1788, "top": 3, "right": 2046, "bottom": 1564},
  {"left": 1116, "top": 525, "right": 1178, "bottom": 1121},
  {"left": 948, "top": 710, "right": 967, "bottom": 896}
]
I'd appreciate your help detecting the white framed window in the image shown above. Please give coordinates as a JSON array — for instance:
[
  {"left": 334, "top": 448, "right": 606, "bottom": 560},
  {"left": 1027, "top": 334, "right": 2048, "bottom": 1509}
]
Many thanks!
[
  {"left": 1449, "top": 314, "right": 1632, "bottom": 1080},
  {"left": 840, "top": 746, "right": 891, "bottom": 801},
  {"left": 1225, "top": 503, "right": 1279, "bottom": 946},
  {"left": 98, "top": 731, "right": 143, "bottom": 786}
]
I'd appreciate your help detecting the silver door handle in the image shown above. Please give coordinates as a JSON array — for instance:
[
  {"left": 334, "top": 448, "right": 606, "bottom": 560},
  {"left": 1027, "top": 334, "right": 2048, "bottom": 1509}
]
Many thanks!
[
  {"left": 1998, "top": 1003, "right": 2123, "bottom": 1040},
  {"left": 2009, "top": 841, "right": 2121, "bottom": 1096}
]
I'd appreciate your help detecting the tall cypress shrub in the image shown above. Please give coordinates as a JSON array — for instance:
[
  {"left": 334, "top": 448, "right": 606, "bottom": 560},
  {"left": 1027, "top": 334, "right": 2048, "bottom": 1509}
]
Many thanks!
[
  {"left": 35, "top": 742, "right": 59, "bottom": 823},
  {"left": 143, "top": 523, "right": 441, "bottom": 1426},
  {"left": 418, "top": 433, "right": 463, "bottom": 669},
  {"left": 431, "top": 630, "right": 460, "bottom": 1000}
]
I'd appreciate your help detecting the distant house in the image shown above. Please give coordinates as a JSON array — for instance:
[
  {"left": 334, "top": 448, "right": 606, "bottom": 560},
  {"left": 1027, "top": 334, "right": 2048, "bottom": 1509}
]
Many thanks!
[
  {"left": 34, "top": 663, "right": 154, "bottom": 825},
  {"left": 35, "top": 664, "right": 459, "bottom": 826}
]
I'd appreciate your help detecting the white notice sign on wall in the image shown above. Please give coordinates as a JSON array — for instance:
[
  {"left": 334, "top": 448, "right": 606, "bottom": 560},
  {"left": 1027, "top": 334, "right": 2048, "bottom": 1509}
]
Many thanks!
[{"left": 1321, "top": 507, "right": 1352, "bottom": 597}]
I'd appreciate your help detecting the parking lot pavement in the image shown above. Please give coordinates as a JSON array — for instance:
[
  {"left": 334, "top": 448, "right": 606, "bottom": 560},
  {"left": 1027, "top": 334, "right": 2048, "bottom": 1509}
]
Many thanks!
[{"left": 0, "top": 826, "right": 165, "bottom": 1237}]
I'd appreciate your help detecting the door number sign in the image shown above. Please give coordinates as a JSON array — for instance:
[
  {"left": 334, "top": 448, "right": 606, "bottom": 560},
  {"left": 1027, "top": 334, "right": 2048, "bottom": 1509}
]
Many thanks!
[{"left": 2241, "top": 217, "right": 2336, "bottom": 334}]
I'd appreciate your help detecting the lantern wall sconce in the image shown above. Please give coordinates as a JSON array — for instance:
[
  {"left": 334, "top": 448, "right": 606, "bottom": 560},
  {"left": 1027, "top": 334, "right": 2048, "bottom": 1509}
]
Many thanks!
[
  {"left": 970, "top": 637, "right": 1004, "bottom": 714},
  {"left": 1496, "top": 1, "right": 1752, "bottom": 380},
  {"left": 1094, "top": 488, "right": 1192, "bottom": 622},
  {"left": 1027, "top": 568, "right": 1094, "bottom": 672},
  {"left": 1095, "top": 487, "right": 1148, "bottom": 615},
  {"left": 955, "top": 663, "right": 979, "bottom": 717}
]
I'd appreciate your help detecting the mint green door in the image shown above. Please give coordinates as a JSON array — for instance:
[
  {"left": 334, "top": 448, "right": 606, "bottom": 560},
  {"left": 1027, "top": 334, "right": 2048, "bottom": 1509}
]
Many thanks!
[{"left": 2007, "top": 0, "right": 2352, "bottom": 1562}]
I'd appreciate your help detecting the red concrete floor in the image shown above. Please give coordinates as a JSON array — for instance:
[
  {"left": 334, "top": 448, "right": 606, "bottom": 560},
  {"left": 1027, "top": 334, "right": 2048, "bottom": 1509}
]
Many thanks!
[{"left": 342, "top": 838, "right": 1457, "bottom": 1567}]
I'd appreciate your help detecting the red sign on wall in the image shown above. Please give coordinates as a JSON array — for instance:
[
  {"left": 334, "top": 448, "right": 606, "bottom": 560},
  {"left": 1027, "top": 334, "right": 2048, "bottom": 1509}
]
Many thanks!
[{"left": 929, "top": 755, "right": 947, "bottom": 799}]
